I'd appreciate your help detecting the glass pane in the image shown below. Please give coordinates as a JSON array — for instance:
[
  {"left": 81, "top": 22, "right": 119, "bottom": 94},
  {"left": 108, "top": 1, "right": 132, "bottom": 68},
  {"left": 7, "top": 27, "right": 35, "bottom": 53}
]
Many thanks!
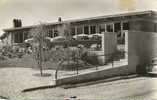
[
  {"left": 91, "top": 26, "right": 96, "bottom": 34},
  {"left": 84, "top": 26, "right": 89, "bottom": 34}
]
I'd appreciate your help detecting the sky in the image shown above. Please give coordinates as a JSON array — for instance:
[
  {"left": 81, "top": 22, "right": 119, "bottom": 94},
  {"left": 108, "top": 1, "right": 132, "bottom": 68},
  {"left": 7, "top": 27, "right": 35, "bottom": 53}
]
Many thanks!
[{"left": 0, "top": 0, "right": 157, "bottom": 35}]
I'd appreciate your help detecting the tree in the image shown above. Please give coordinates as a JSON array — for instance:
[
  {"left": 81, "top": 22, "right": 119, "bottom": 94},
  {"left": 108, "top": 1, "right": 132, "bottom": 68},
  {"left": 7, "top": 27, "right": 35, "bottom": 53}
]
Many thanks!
[
  {"left": 29, "top": 23, "right": 49, "bottom": 76},
  {"left": 53, "top": 23, "right": 72, "bottom": 79}
]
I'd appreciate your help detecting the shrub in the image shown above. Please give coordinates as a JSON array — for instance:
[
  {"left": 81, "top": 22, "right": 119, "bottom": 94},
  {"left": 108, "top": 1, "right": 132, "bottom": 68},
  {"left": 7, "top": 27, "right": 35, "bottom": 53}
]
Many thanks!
[{"left": 81, "top": 51, "right": 100, "bottom": 66}]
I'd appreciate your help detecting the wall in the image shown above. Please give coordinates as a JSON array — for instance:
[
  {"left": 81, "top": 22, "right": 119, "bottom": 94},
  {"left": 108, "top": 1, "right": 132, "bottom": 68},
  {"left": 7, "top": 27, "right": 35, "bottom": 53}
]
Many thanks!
[
  {"left": 130, "top": 20, "right": 156, "bottom": 32},
  {"left": 127, "top": 31, "right": 157, "bottom": 73},
  {"left": 56, "top": 65, "right": 128, "bottom": 85},
  {"left": 102, "top": 32, "right": 117, "bottom": 63},
  {"left": 140, "top": 21, "right": 156, "bottom": 32}
]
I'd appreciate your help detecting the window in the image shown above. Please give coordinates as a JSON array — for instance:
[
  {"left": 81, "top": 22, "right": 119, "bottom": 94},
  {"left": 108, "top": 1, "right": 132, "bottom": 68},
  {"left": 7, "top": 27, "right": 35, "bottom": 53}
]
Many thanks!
[
  {"left": 123, "top": 22, "right": 130, "bottom": 30},
  {"left": 106, "top": 24, "right": 113, "bottom": 32},
  {"left": 70, "top": 27, "right": 75, "bottom": 36},
  {"left": 14, "top": 33, "right": 18, "bottom": 43},
  {"left": 14, "top": 32, "right": 23, "bottom": 43},
  {"left": 19, "top": 32, "right": 23, "bottom": 43},
  {"left": 114, "top": 23, "right": 121, "bottom": 32},
  {"left": 23, "top": 31, "right": 28, "bottom": 40},
  {"left": 90, "top": 26, "right": 96, "bottom": 34},
  {"left": 84, "top": 26, "right": 89, "bottom": 34},
  {"left": 54, "top": 30, "right": 58, "bottom": 37},
  {"left": 77, "top": 27, "right": 83, "bottom": 34},
  {"left": 99, "top": 24, "right": 105, "bottom": 33},
  {"left": 48, "top": 29, "right": 53, "bottom": 38}
]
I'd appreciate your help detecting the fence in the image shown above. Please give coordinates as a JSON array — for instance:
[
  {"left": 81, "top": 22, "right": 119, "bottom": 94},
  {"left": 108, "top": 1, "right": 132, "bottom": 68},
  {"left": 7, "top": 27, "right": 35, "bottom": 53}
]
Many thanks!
[{"left": 55, "top": 50, "right": 128, "bottom": 80}]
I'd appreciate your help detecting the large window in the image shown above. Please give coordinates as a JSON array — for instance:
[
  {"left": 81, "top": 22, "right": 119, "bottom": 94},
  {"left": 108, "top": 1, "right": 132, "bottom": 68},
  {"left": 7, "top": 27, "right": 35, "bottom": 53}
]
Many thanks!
[
  {"left": 90, "top": 26, "right": 96, "bottom": 34},
  {"left": 14, "top": 32, "right": 24, "bottom": 43},
  {"left": 70, "top": 27, "right": 75, "bottom": 36},
  {"left": 19, "top": 32, "right": 23, "bottom": 43},
  {"left": 106, "top": 23, "right": 113, "bottom": 32},
  {"left": 48, "top": 29, "right": 53, "bottom": 38},
  {"left": 123, "top": 22, "right": 130, "bottom": 30},
  {"left": 23, "top": 31, "right": 28, "bottom": 40},
  {"left": 54, "top": 30, "right": 58, "bottom": 37},
  {"left": 99, "top": 24, "right": 105, "bottom": 33},
  {"left": 84, "top": 26, "right": 89, "bottom": 35},
  {"left": 114, "top": 23, "right": 121, "bottom": 32},
  {"left": 14, "top": 33, "right": 18, "bottom": 43},
  {"left": 77, "top": 27, "right": 83, "bottom": 35}
]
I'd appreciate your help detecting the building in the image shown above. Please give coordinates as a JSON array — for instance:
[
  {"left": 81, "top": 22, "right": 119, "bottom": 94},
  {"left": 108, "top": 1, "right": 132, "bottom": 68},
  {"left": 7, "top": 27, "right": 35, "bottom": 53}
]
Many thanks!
[
  {"left": 1, "top": 10, "right": 157, "bottom": 46},
  {"left": 2, "top": 10, "right": 157, "bottom": 74}
]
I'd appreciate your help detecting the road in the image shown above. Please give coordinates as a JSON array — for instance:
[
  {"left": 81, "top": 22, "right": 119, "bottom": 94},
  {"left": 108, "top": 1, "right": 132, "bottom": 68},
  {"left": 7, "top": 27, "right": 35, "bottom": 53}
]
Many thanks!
[{"left": 0, "top": 67, "right": 157, "bottom": 99}]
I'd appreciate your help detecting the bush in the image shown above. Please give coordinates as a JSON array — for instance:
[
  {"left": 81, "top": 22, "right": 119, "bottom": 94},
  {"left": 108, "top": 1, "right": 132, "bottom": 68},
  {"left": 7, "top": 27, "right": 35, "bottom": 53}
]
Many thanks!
[{"left": 81, "top": 51, "right": 100, "bottom": 65}]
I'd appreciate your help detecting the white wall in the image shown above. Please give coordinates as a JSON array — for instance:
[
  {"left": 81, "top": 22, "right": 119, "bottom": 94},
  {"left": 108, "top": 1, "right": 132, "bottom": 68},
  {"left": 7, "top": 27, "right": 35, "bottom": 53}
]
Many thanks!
[{"left": 128, "top": 31, "right": 157, "bottom": 73}]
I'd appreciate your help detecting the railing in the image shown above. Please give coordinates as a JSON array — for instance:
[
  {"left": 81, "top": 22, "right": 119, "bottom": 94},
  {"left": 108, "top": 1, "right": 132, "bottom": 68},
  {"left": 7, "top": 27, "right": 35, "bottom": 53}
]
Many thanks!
[{"left": 55, "top": 51, "right": 128, "bottom": 80}]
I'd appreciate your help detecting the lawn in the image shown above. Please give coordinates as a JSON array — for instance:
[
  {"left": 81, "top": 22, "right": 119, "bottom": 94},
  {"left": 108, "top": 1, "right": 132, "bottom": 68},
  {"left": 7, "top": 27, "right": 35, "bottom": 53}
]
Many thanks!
[{"left": 0, "top": 54, "right": 94, "bottom": 71}]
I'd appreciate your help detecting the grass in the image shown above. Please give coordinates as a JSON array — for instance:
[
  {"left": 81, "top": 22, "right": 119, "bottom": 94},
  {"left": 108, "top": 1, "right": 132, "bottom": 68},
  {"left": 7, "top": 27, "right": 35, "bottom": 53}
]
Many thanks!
[{"left": 0, "top": 54, "right": 95, "bottom": 71}]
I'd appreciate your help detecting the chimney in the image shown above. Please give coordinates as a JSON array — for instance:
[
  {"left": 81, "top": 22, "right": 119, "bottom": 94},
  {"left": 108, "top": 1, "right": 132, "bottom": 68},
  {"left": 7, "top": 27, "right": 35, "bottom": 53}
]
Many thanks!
[
  {"left": 19, "top": 19, "right": 22, "bottom": 27},
  {"left": 58, "top": 17, "right": 62, "bottom": 22},
  {"left": 13, "top": 19, "right": 17, "bottom": 27},
  {"left": 13, "top": 19, "right": 22, "bottom": 27}
]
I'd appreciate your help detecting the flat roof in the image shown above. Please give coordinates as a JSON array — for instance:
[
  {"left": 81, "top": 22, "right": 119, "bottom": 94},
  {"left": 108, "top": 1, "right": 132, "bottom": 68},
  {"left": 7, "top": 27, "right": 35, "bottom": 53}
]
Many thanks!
[{"left": 3, "top": 10, "right": 157, "bottom": 32}]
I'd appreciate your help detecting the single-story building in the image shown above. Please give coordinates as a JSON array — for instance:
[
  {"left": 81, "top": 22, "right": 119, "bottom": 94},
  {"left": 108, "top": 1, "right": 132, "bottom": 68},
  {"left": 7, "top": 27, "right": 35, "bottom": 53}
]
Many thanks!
[{"left": 2, "top": 10, "right": 157, "bottom": 46}]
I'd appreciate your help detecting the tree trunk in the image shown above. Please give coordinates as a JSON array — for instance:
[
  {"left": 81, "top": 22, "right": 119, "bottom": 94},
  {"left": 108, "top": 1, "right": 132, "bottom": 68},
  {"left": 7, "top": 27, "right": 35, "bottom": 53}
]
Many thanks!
[
  {"left": 55, "top": 60, "right": 64, "bottom": 80},
  {"left": 39, "top": 42, "right": 43, "bottom": 76}
]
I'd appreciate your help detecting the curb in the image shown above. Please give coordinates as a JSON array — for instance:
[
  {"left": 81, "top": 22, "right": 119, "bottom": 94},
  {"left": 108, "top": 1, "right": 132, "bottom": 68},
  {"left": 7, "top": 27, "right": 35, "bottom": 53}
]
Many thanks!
[
  {"left": 22, "top": 85, "right": 57, "bottom": 92},
  {"left": 22, "top": 74, "right": 138, "bottom": 92},
  {"left": 62, "top": 74, "right": 138, "bottom": 89}
]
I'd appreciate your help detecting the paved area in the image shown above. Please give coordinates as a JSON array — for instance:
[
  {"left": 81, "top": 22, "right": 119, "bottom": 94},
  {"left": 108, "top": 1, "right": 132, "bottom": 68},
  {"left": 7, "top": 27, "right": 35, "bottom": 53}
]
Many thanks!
[
  {"left": 21, "top": 76, "right": 157, "bottom": 99},
  {"left": 0, "top": 67, "right": 157, "bottom": 99}
]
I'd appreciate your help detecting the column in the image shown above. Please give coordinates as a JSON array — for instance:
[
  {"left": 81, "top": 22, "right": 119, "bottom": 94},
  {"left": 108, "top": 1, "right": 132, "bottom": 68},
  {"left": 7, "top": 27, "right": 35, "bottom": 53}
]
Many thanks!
[
  {"left": 105, "top": 24, "right": 107, "bottom": 32},
  {"left": 120, "top": 22, "right": 123, "bottom": 37},
  {"left": 124, "top": 31, "right": 128, "bottom": 60},
  {"left": 89, "top": 25, "right": 91, "bottom": 34},
  {"left": 75, "top": 26, "right": 77, "bottom": 35},
  {"left": 96, "top": 24, "right": 99, "bottom": 33},
  {"left": 113, "top": 23, "right": 115, "bottom": 32},
  {"left": 23, "top": 32, "right": 25, "bottom": 43},
  {"left": 53, "top": 29, "right": 55, "bottom": 38},
  {"left": 82, "top": 25, "right": 84, "bottom": 34},
  {"left": 11, "top": 32, "right": 14, "bottom": 44},
  {"left": 17, "top": 32, "right": 19, "bottom": 43}
]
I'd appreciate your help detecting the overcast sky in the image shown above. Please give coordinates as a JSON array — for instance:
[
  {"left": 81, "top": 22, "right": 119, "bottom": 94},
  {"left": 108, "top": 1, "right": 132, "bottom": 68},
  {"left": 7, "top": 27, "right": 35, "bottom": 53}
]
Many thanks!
[{"left": 0, "top": 0, "right": 157, "bottom": 35}]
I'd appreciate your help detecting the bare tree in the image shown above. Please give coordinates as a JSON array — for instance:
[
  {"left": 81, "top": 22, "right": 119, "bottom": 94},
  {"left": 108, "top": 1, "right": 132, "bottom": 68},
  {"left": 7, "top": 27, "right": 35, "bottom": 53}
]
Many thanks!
[
  {"left": 53, "top": 23, "right": 72, "bottom": 79},
  {"left": 29, "top": 23, "right": 49, "bottom": 76}
]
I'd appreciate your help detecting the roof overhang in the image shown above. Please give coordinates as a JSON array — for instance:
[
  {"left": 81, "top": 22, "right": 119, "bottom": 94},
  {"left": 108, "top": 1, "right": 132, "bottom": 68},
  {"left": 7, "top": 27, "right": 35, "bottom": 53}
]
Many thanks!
[{"left": 3, "top": 10, "right": 157, "bottom": 32}]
